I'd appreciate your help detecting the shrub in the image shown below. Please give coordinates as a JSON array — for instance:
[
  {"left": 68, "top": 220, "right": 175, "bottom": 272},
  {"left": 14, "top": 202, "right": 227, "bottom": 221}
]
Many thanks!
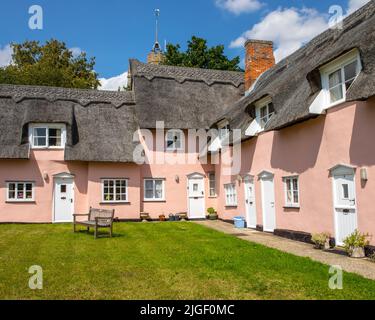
[
  {"left": 311, "top": 232, "right": 331, "bottom": 249},
  {"left": 207, "top": 207, "right": 217, "bottom": 215},
  {"left": 343, "top": 230, "right": 371, "bottom": 253}
]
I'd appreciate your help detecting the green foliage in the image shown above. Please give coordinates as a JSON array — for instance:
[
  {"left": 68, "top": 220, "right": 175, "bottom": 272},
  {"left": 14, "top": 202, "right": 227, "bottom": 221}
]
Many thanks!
[
  {"left": 343, "top": 230, "right": 371, "bottom": 252},
  {"left": 311, "top": 232, "right": 330, "bottom": 248},
  {"left": 207, "top": 207, "right": 217, "bottom": 215},
  {"left": 0, "top": 39, "right": 100, "bottom": 89},
  {"left": 163, "top": 36, "right": 242, "bottom": 71}
]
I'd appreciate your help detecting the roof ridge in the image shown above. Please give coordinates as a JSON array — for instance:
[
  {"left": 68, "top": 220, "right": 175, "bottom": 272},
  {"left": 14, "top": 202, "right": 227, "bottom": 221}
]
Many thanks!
[{"left": 0, "top": 83, "right": 135, "bottom": 108}]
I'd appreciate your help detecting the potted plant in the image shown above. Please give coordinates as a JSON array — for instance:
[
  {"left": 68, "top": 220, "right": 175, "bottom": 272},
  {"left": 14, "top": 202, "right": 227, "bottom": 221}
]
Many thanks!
[
  {"left": 179, "top": 212, "right": 188, "bottom": 221},
  {"left": 140, "top": 212, "right": 150, "bottom": 222},
  {"left": 343, "top": 230, "right": 371, "bottom": 258},
  {"left": 207, "top": 207, "right": 218, "bottom": 220},
  {"left": 311, "top": 232, "right": 331, "bottom": 250},
  {"left": 159, "top": 214, "right": 166, "bottom": 222}
]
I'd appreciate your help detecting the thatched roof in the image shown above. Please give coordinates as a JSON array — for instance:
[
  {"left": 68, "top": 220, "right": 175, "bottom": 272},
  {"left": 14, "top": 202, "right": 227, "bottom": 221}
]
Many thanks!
[
  {"left": 0, "top": 85, "right": 137, "bottom": 162},
  {"left": 215, "top": 0, "right": 375, "bottom": 134},
  {"left": 129, "top": 59, "right": 244, "bottom": 129}
]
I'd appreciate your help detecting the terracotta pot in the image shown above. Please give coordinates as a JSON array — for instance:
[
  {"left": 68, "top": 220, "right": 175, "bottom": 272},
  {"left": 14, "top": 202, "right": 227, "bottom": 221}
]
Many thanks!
[
  {"left": 159, "top": 215, "right": 166, "bottom": 221},
  {"left": 209, "top": 214, "right": 218, "bottom": 220}
]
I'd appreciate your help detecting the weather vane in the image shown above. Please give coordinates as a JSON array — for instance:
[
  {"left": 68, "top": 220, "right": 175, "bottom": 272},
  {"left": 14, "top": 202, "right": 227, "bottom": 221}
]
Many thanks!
[{"left": 153, "top": 9, "right": 161, "bottom": 52}]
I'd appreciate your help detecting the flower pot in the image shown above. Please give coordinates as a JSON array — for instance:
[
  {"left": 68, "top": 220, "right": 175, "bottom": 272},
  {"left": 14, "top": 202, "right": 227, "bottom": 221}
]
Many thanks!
[
  {"left": 159, "top": 215, "right": 166, "bottom": 222},
  {"left": 140, "top": 212, "right": 150, "bottom": 222},
  {"left": 209, "top": 214, "right": 218, "bottom": 220},
  {"left": 324, "top": 239, "right": 331, "bottom": 250},
  {"left": 350, "top": 247, "right": 366, "bottom": 258},
  {"left": 179, "top": 213, "right": 187, "bottom": 221}
]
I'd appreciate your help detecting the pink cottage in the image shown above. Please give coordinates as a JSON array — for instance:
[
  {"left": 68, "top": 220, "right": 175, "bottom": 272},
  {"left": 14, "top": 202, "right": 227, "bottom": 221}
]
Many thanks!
[{"left": 1, "top": 3, "right": 375, "bottom": 248}]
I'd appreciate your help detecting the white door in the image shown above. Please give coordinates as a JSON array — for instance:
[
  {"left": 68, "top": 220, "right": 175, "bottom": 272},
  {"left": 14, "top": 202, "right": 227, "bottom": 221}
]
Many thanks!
[
  {"left": 187, "top": 174, "right": 205, "bottom": 219},
  {"left": 54, "top": 178, "right": 74, "bottom": 223},
  {"left": 244, "top": 176, "right": 257, "bottom": 228},
  {"left": 260, "top": 173, "right": 276, "bottom": 232},
  {"left": 333, "top": 174, "right": 358, "bottom": 246}
]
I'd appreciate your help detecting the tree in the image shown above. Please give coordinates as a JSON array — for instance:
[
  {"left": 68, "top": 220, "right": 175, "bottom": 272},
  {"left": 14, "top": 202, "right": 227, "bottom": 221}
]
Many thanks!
[
  {"left": 163, "top": 36, "right": 242, "bottom": 71},
  {"left": 0, "top": 40, "right": 100, "bottom": 89}
]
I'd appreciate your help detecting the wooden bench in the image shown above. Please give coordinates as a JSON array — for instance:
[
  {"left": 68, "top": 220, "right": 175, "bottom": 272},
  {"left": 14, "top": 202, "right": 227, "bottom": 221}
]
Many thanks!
[{"left": 73, "top": 207, "right": 115, "bottom": 239}]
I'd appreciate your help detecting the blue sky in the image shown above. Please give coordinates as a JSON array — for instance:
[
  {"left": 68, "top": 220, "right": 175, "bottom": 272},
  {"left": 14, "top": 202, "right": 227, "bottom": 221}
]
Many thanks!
[{"left": 0, "top": 0, "right": 369, "bottom": 89}]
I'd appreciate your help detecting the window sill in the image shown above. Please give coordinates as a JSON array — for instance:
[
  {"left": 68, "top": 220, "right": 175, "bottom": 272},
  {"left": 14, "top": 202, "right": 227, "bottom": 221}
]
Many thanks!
[
  {"left": 143, "top": 200, "right": 166, "bottom": 203},
  {"left": 6, "top": 201, "right": 36, "bottom": 204},
  {"left": 225, "top": 205, "right": 238, "bottom": 208},
  {"left": 32, "top": 147, "right": 65, "bottom": 150},
  {"left": 208, "top": 196, "right": 217, "bottom": 199},
  {"left": 283, "top": 205, "right": 300, "bottom": 209}
]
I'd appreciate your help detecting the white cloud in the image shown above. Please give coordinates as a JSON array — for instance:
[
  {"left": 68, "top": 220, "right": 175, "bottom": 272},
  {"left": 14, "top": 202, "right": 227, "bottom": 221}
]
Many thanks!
[
  {"left": 347, "top": 0, "right": 370, "bottom": 14},
  {"left": 215, "top": 0, "right": 263, "bottom": 15},
  {"left": 70, "top": 47, "right": 82, "bottom": 58},
  {"left": 0, "top": 44, "right": 13, "bottom": 67},
  {"left": 230, "top": 7, "right": 328, "bottom": 62},
  {"left": 99, "top": 71, "right": 128, "bottom": 91}
]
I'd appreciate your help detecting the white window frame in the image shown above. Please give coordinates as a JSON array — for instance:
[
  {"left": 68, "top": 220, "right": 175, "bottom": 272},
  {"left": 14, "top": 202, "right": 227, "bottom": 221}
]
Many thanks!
[
  {"left": 208, "top": 172, "right": 216, "bottom": 197},
  {"left": 283, "top": 176, "right": 300, "bottom": 208},
  {"left": 6, "top": 181, "right": 35, "bottom": 202},
  {"left": 166, "top": 130, "right": 184, "bottom": 151},
  {"left": 255, "top": 96, "right": 274, "bottom": 130},
  {"left": 101, "top": 179, "right": 129, "bottom": 203},
  {"left": 320, "top": 49, "right": 362, "bottom": 109},
  {"left": 144, "top": 179, "right": 165, "bottom": 202},
  {"left": 29, "top": 123, "right": 67, "bottom": 149},
  {"left": 224, "top": 183, "right": 237, "bottom": 207}
]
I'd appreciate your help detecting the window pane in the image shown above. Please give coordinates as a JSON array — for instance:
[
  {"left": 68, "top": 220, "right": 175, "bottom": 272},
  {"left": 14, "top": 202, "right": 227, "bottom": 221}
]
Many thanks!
[
  {"left": 145, "top": 180, "right": 154, "bottom": 191},
  {"left": 155, "top": 180, "right": 163, "bottom": 199},
  {"left": 293, "top": 179, "right": 298, "bottom": 192},
  {"left": 293, "top": 191, "right": 299, "bottom": 204},
  {"left": 344, "top": 61, "right": 357, "bottom": 82},
  {"left": 260, "top": 106, "right": 267, "bottom": 119},
  {"left": 145, "top": 190, "right": 154, "bottom": 199},
  {"left": 330, "top": 85, "right": 344, "bottom": 103},
  {"left": 342, "top": 184, "right": 349, "bottom": 199},
  {"left": 268, "top": 103, "right": 275, "bottom": 115},
  {"left": 34, "top": 137, "right": 47, "bottom": 147},
  {"left": 34, "top": 128, "right": 47, "bottom": 137},
  {"left": 17, "top": 183, "right": 24, "bottom": 199},
  {"left": 49, "top": 136, "right": 61, "bottom": 147},
  {"left": 329, "top": 69, "right": 342, "bottom": 88},
  {"left": 8, "top": 183, "right": 15, "bottom": 199}
]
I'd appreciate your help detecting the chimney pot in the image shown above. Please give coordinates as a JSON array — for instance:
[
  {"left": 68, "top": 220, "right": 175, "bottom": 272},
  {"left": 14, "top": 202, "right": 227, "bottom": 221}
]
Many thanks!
[{"left": 244, "top": 39, "right": 275, "bottom": 91}]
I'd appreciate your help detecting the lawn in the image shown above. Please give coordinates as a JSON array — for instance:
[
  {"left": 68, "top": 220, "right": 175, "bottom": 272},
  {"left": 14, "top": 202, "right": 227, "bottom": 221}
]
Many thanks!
[{"left": 0, "top": 222, "right": 375, "bottom": 300}]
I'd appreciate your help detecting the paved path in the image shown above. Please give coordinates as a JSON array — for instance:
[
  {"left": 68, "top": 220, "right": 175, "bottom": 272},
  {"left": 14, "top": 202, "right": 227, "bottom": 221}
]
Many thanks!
[{"left": 195, "top": 220, "right": 375, "bottom": 281}]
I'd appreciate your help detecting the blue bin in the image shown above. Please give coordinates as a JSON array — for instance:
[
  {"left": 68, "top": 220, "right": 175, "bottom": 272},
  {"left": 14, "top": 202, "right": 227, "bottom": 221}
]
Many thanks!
[{"left": 234, "top": 216, "right": 246, "bottom": 229}]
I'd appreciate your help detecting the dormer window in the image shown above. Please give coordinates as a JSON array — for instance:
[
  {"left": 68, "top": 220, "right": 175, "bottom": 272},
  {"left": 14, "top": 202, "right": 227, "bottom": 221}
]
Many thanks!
[
  {"left": 255, "top": 97, "right": 274, "bottom": 129},
  {"left": 321, "top": 49, "right": 361, "bottom": 107},
  {"left": 29, "top": 124, "right": 66, "bottom": 149},
  {"left": 166, "top": 130, "right": 183, "bottom": 151}
]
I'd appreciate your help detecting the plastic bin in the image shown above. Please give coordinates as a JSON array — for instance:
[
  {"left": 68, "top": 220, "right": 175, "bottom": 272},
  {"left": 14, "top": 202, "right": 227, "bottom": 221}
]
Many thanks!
[{"left": 234, "top": 216, "right": 246, "bottom": 229}]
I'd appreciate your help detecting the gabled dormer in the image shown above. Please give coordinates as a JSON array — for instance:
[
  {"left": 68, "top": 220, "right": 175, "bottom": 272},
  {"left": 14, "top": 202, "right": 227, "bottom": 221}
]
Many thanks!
[
  {"left": 245, "top": 96, "right": 274, "bottom": 137},
  {"left": 309, "top": 49, "right": 362, "bottom": 114},
  {"left": 28, "top": 123, "right": 67, "bottom": 149}
]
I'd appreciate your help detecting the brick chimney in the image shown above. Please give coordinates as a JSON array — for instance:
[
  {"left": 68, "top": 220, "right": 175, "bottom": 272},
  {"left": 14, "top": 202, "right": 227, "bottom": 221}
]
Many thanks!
[{"left": 244, "top": 40, "right": 275, "bottom": 91}]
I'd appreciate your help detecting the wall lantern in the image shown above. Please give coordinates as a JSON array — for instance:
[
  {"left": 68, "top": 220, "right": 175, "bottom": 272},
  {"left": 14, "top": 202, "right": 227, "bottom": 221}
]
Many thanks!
[
  {"left": 236, "top": 175, "right": 243, "bottom": 183},
  {"left": 175, "top": 175, "right": 180, "bottom": 183},
  {"left": 43, "top": 172, "right": 49, "bottom": 181},
  {"left": 360, "top": 168, "right": 368, "bottom": 181}
]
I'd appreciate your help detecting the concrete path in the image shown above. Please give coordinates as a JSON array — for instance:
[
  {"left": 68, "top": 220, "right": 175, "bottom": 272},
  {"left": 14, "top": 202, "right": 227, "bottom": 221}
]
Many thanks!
[{"left": 195, "top": 220, "right": 375, "bottom": 281}]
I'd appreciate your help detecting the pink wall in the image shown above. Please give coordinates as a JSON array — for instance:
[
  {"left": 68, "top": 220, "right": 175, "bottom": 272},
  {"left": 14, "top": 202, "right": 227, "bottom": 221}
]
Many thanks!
[
  {"left": 0, "top": 150, "right": 88, "bottom": 223},
  {"left": 217, "top": 99, "right": 375, "bottom": 244},
  {"left": 87, "top": 162, "right": 141, "bottom": 220}
]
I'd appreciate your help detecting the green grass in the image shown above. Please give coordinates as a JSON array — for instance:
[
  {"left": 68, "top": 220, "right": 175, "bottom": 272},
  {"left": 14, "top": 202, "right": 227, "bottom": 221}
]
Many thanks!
[{"left": 0, "top": 222, "right": 375, "bottom": 300}]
